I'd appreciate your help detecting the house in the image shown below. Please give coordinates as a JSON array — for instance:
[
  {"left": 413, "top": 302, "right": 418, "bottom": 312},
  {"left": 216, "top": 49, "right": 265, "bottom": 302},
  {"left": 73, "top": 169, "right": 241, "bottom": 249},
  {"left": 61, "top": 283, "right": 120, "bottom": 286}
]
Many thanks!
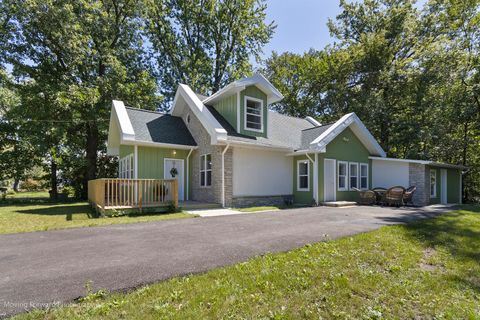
[{"left": 106, "top": 74, "right": 464, "bottom": 208}]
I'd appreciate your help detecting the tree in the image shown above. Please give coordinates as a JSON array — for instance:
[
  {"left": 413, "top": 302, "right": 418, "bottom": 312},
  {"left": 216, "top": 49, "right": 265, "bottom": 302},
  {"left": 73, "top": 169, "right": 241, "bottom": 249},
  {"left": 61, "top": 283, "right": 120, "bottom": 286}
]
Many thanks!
[
  {"left": 4, "top": 0, "right": 161, "bottom": 198},
  {"left": 145, "top": 0, "right": 275, "bottom": 106}
]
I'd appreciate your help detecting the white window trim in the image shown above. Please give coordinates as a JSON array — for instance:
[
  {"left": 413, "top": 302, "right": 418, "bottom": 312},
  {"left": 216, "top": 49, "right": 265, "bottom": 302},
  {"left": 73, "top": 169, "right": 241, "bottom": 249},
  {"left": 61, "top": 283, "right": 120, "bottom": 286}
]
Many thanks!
[
  {"left": 360, "top": 163, "right": 369, "bottom": 190},
  {"left": 337, "top": 161, "right": 348, "bottom": 191},
  {"left": 297, "top": 160, "right": 310, "bottom": 192},
  {"left": 200, "top": 154, "right": 212, "bottom": 188},
  {"left": 243, "top": 95, "right": 264, "bottom": 133},
  {"left": 119, "top": 154, "right": 133, "bottom": 179},
  {"left": 348, "top": 162, "right": 359, "bottom": 190},
  {"left": 430, "top": 169, "right": 437, "bottom": 198}
]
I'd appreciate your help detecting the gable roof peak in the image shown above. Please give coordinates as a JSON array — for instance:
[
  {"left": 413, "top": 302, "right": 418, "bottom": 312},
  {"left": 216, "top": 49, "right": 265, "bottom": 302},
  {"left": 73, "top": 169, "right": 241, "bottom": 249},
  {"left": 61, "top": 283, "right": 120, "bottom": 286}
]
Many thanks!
[{"left": 203, "top": 73, "right": 283, "bottom": 105}]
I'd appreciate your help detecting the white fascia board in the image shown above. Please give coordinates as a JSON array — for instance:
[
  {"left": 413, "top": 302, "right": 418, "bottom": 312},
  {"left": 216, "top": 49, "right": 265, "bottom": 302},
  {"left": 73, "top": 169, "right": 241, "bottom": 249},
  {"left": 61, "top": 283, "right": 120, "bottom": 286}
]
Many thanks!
[
  {"left": 171, "top": 84, "right": 227, "bottom": 144},
  {"left": 310, "top": 112, "right": 386, "bottom": 157},
  {"left": 369, "top": 156, "right": 467, "bottom": 170},
  {"left": 203, "top": 73, "right": 283, "bottom": 105},
  {"left": 220, "top": 140, "right": 292, "bottom": 152},
  {"left": 112, "top": 100, "right": 135, "bottom": 141},
  {"left": 121, "top": 138, "right": 198, "bottom": 150}
]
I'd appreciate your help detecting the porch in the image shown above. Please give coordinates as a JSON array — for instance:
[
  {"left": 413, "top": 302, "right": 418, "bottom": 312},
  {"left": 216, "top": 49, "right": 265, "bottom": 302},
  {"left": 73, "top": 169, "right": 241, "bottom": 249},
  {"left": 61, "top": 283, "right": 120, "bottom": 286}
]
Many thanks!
[{"left": 88, "top": 178, "right": 178, "bottom": 214}]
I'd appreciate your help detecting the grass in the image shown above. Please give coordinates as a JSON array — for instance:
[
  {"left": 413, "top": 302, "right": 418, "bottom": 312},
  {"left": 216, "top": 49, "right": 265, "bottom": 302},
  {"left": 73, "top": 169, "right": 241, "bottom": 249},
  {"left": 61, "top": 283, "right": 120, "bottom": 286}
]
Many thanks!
[
  {"left": 6, "top": 191, "right": 50, "bottom": 199},
  {"left": 14, "top": 206, "right": 480, "bottom": 319},
  {"left": 0, "top": 193, "right": 195, "bottom": 234},
  {"left": 236, "top": 206, "right": 281, "bottom": 212}
]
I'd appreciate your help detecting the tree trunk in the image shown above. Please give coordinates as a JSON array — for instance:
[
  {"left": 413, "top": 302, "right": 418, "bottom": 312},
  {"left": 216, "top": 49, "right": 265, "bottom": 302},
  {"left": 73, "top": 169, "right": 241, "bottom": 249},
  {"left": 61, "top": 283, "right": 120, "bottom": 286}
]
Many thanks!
[
  {"left": 13, "top": 179, "right": 19, "bottom": 192},
  {"left": 50, "top": 159, "right": 58, "bottom": 200},
  {"left": 82, "top": 122, "right": 99, "bottom": 199}
]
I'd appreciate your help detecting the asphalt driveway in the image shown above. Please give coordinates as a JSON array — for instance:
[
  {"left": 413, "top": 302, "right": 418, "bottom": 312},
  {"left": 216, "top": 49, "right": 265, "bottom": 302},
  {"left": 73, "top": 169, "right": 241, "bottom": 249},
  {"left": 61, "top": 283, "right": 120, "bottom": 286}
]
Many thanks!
[{"left": 0, "top": 205, "right": 454, "bottom": 317}]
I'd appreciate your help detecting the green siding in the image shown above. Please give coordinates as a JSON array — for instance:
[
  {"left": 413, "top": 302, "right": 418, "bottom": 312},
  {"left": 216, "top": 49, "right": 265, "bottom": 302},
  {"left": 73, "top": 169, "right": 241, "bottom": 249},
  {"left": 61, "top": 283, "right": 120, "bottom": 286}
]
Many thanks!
[
  {"left": 119, "top": 145, "right": 133, "bottom": 158},
  {"left": 293, "top": 155, "right": 314, "bottom": 205},
  {"left": 213, "top": 94, "right": 237, "bottom": 131},
  {"left": 240, "top": 85, "right": 268, "bottom": 138},
  {"left": 318, "top": 127, "right": 372, "bottom": 202},
  {"left": 118, "top": 144, "right": 191, "bottom": 199},
  {"left": 429, "top": 167, "right": 461, "bottom": 204},
  {"left": 447, "top": 169, "right": 461, "bottom": 203}
]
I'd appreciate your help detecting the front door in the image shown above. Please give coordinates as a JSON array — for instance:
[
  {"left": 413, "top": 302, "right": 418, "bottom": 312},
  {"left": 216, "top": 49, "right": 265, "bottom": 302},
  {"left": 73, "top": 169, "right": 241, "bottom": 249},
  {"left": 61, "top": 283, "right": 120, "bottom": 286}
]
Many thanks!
[
  {"left": 440, "top": 169, "right": 447, "bottom": 204},
  {"left": 164, "top": 159, "right": 185, "bottom": 201},
  {"left": 324, "top": 159, "right": 336, "bottom": 202}
]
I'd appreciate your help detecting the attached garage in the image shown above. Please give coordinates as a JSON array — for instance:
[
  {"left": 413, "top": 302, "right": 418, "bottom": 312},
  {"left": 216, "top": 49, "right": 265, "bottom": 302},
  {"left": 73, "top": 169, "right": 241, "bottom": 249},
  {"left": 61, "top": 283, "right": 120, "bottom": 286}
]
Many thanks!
[{"left": 371, "top": 157, "right": 464, "bottom": 206}]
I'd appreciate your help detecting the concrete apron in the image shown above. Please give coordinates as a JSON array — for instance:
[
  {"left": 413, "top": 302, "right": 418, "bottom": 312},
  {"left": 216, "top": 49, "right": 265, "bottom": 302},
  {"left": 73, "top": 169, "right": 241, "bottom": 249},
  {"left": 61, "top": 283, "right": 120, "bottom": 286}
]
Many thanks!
[{"left": 187, "top": 208, "right": 244, "bottom": 217}]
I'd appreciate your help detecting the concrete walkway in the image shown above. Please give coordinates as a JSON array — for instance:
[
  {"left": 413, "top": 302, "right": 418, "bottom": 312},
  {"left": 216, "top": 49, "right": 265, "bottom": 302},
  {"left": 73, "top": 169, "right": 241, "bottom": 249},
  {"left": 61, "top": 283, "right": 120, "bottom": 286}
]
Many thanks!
[
  {"left": 187, "top": 208, "right": 244, "bottom": 217},
  {"left": 0, "top": 205, "right": 455, "bottom": 317}
]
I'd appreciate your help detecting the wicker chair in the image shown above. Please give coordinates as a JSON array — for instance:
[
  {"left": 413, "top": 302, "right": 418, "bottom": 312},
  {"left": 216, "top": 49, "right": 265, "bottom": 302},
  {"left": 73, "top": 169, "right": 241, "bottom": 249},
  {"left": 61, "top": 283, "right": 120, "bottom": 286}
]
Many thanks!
[
  {"left": 372, "top": 187, "right": 387, "bottom": 204},
  {"left": 384, "top": 186, "right": 406, "bottom": 207},
  {"left": 352, "top": 188, "right": 376, "bottom": 205},
  {"left": 403, "top": 186, "right": 417, "bottom": 206}
]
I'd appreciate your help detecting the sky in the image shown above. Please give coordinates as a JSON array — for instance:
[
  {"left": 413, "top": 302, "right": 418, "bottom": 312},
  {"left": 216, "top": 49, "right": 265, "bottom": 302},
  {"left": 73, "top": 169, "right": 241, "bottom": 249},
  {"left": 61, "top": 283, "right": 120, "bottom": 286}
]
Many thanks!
[{"left": 260, "top": 0, "right": 343, "bottom": 59}]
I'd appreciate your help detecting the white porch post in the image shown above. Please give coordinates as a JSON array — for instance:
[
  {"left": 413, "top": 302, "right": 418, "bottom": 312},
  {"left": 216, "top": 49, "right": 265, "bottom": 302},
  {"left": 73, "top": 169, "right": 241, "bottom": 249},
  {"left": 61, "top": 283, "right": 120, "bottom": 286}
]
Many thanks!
[
  {"left": 221, "top": 144, "right": 230, "bottom": 207},
  {"left": 314, "top": 153, "right": 319, "bottom": 205},
  {"left": 134, "top": 145, "right": 138, "bottom": 179},
  {"left": 186, "top": 148, "right": 194, "bottom": 201}
]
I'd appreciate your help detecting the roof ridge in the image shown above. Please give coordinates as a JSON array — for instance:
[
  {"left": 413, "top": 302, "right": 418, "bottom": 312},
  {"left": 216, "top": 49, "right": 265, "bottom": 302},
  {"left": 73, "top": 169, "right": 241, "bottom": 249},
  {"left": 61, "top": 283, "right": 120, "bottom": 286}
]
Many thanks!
[
  {"left": 301, "top": 122, "right": 334, "bottom": 131},
  {"left": 268, "top": 110, "right": 310, "bottom": 122},
  {"left": 125, "top": 106, "right": 166, "bottom": 115}
]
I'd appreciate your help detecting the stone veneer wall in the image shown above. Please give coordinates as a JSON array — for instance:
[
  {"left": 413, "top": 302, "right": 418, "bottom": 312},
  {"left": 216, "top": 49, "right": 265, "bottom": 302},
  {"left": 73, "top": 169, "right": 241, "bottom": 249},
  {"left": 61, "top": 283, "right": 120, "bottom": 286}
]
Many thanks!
[
  {"left": 179, "top": 106, "right": 233, "bottom": 206},
  {"left": 232, "top": 195, "right": 289, "bottom": 208},
  {"left": 408, "top": 163, "right": 430, "bottom": 206}
]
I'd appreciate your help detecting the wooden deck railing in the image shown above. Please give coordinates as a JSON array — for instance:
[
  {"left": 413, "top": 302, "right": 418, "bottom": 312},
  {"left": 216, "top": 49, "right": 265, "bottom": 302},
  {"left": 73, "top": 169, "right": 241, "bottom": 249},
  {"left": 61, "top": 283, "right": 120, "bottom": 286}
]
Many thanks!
[{"left": 88, "top": 178, "right": 178, "bottom": 212}]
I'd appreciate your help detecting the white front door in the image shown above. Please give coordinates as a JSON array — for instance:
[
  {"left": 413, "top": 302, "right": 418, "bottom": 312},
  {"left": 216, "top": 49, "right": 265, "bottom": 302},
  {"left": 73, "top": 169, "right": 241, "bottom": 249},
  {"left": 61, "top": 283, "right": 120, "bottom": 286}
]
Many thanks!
[
  {"left": 440, "top": 169, "right": 447, "bottom": 204},
  {"left": 164, "top": 159, "right": 185, "bottom": 201},
  {"left": 324, "top": 159, "right": 336, "bottom": 202}
]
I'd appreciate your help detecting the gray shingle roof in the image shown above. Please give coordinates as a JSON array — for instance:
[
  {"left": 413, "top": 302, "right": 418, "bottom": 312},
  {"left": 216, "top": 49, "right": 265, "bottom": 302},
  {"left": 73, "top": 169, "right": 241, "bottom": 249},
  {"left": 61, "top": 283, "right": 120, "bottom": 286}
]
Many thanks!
[
  {"left": 125, "top": 107, "right": 197, "bottom": 146},
  {"left": 207, "top": 108, "right": 317, "bottom": 149},
  {"left": 299, "top": 124, "right": 333, "bottom": 150}
]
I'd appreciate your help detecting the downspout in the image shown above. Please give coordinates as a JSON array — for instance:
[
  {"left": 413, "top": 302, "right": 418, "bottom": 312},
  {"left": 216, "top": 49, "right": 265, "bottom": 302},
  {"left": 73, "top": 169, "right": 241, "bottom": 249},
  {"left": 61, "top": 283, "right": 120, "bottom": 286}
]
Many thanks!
[
  {"left": 221, "top": 144, "right": 230, "bottom": 207},
  {"left": 186, "top": 148, "right": 194, "bottom": 201},
  {"left": 134, "top": 145, "right": 138, "bottom": 204}
]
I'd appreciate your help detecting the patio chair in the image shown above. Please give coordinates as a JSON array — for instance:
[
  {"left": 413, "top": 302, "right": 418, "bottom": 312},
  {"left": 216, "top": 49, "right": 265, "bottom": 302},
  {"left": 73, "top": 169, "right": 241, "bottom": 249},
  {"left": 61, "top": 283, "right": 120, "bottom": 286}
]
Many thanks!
[
  {"left": 352, "top": 188, "right": 376, "bottom": 205},
  {"left": 372, "top": 187, "right": 387, "bottom": 204},
  {"left": 384, "top": 186, "right": 406, "bottom": 207},
  {"left": 403, "top": 186, "right": 417, "bottom": 206}
]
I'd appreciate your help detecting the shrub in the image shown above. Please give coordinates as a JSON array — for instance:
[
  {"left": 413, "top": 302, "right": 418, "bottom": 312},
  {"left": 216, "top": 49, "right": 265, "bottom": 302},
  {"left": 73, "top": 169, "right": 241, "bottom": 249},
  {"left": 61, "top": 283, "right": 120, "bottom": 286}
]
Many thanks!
[{"left": 20, "top": 179, "right": 43, "bottom": 191}]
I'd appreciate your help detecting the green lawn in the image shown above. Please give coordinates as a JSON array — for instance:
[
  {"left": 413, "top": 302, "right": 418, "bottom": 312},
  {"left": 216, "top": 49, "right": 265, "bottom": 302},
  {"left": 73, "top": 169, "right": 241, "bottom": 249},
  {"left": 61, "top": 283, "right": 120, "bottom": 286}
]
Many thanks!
[
  {"left": 236, "top": 206, "right": 281, "bottom": 212},
  {"left": 6, "top": 191, "right": 50, "bottom": 199},
  {"left": 14, "top": 206, "right": 480, "bottom": 319},
  {"left": 0, "top": 200, "right": 195, "bottom": 234}
]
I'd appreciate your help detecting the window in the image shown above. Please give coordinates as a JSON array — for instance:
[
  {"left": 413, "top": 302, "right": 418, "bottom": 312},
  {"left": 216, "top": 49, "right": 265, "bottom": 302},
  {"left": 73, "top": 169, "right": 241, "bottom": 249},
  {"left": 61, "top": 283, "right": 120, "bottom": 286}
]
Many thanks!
[
  {"left": 348, "top": 162, "right": 359, "bottom": 190},
  {"left": 186, "top": 114, "right": 191, "bottom": 124},
  {"left": 119, "top": 154, "right": 133, "bottom": 178},
  {"left": 244, "top": 96, "right": 263, "bottom": 132},
  {"left": 360, "top": 163, "right": 369, "bottom": 190},
  {"left": 200, "top": 154, "right": 212, "bottom": 187},
  {"left": 297, "top": 160, "right": 310, "bottom": 191},
  {"left": 430, "top": 169, "right": 437, "bottom": 197},
  {"left": 337, "top": 161, "right": 348, "bottom": 191}
]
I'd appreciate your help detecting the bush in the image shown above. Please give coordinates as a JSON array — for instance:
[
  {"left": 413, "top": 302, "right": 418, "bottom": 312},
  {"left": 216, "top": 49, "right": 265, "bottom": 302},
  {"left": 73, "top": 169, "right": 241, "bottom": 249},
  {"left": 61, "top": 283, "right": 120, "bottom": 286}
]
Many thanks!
[{"left": 20, "top": 179, "right": 43, "bottom": 191}]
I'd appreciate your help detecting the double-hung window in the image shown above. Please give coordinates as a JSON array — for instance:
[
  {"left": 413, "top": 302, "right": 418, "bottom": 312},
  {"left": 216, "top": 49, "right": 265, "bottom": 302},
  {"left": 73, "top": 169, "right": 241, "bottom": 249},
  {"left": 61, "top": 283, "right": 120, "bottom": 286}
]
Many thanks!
[
  {"left": 430, "top": 169, "right": 437, "bottom": 197},
  {"left": 297, "top": 160, "right": 310, "bottom": 191},
  {"left": 200, "top": 154, "right": 212, "bottom": 187},
  {"left": 360, "top": 163, "right": 369, "bottom": 190},
  {"left": 349, "top": 162, "right": 359, "bottom": 190},
  {"left": 119, "top": 154, "right": 133, "bottom": 179},
  {"left": 244, "top": 97, "right": 263, "bottom": 132},
  {"left": 338, "top": 161, "right": 348, "bottom": 191}
]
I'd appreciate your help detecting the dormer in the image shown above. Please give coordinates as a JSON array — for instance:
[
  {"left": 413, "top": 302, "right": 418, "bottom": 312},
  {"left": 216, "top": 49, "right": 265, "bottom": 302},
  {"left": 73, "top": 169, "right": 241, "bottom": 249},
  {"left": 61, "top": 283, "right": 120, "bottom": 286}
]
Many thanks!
[{"left": 202, "top": 74, "right": 283, "bottom": 138}]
